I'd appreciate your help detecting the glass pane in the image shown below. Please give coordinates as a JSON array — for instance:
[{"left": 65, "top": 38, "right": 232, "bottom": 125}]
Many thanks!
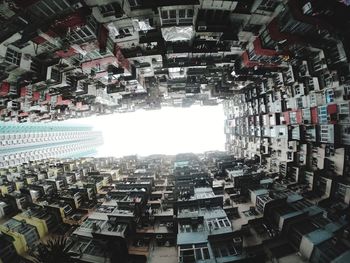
[
  {"left": 161, "top": 11, "right": 168, "bottom": 19},
  {"left": 179, "top": 9, "right": 186, "bottom": 18},
  {"left": 83, "top": 27, "right": 93, "bottom": 36},
  {"left": 170, "top": 10, "right": 176, "bottom": 18},
  {"left": 187, "top": 9, "right": 194, "bottom": 17},
  {"left": 224, "top": 219, "right": 230, "bottom": 227},
  {"left": 195, "top": 249, "right": 203, "bottom": 260},
  {"left": 203, "top": 248, "right": 210, "bottom": 259},
  {"left": 76, "top": 30, "right": 86, "bottom": 39}
]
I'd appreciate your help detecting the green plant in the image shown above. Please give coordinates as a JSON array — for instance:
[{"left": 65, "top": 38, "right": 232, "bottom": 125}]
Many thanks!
[{"left": 31, "top": 236, "right": 76, "bottom": 263}]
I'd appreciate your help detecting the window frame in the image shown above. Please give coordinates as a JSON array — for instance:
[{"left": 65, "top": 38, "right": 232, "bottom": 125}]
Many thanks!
[
  {"left": 5, "top": 48, "right": 21, "bottom": 66},
  {"left": 160, "top": 8, "right": 194, "bottom": 26},
  {"left": 179, "top": 243, "right": 210, "bottom": 262}
]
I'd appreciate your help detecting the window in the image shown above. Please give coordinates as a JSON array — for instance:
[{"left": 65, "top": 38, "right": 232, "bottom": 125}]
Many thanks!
[
  {"left": 279, "top": 9, "right": 314, "bottom": 35},
  {"left": 161, "top": 9, "right": 194, "bottom": 25},
  {"left": 98, "top": 4, "right": 115, "bottom": 16},
  {"left": 128, "top": 0, "right": 142, "bottom": 8},
  {"left": 161, "top": 11, "right": 168, "bottom": 19},
  {"left": 30, "top": 0, "right": 70, "bottom": 17},
  {"left": 248, "top": 44, "right": 256, "bottom": 59},
  {"left": 87, "top": 16, "right": 98, "bottom": 33},
  {"left": 169, "top": 10, "right": 176, "bottom": 19},
  {"left": 179, "top": 9, "right": 186, "bottom": 18},
  {"left": 67, "top": 25, "right": 95, "bottom": 45},
  {"left": 317, "top": 177, "right": 328, "bottom": 194},
  {"left": 161, "top": 10, "right": 176, "bottom": 24},
  {"left": 336, "top": 183, "right": 350, "bottom": 199},
  {"left": 258, "top": 0, "right": 278, "bottom": 12},
  {"left": 179, "top": 248, "right": 195, "bottom": 262},
  {"left": 207, "top": 217, "right": 231, "bottom": 230},
  {"left": 31, "top": 3, "right": 52, "bottom": 17},
  {"left": 212, "top": 242, "right": 238, "bottom": 258},
  {"left": 39, "top": 41, "right": 58, "bottom": 52},
  {"left": 179, "top": 243, "right": 210, "bottom": 263},
  {"left": 85, "top": 50, "right": 104, "bottom": 61},
  {"left": 118, "top": 28, "right": 132, "bottom": 37},
  {"left": 260, "top": 29, "right": 274, "bottom": 49},
  {"left": 106, "top": 37, "right": 114, "bottom": 53},
  {"left": 49, "top": 67, "right": 61, "bottom": 83},
  {"left": 5, "top": 48, "right": 21, "bottom": 66},
  {"left": 187, "top": 9, "right": 194, "bottom": 18},
  {"left": 179, "top": 224, "right": 192, "bottom": 232}
]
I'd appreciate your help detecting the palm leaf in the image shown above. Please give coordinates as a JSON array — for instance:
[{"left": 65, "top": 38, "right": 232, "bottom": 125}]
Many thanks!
[{"left": 31, "top": 236, "right": 76, "bottom": 263}]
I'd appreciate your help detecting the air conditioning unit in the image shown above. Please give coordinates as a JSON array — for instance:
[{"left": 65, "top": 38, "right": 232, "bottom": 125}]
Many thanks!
[
  {"left": 198, "top": 25, "right": 207, "bottom": 31},
  {"left": 46, "top": 66, "right": 62, "bottom": 85}
]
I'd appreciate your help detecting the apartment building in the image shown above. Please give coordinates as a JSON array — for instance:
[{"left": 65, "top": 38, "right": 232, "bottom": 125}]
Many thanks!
[
  {"left": 0, "top": 1, "right": 349, "bottom": 263},
  {"left": 0, "top": 122, "right": 103, "bottom": 168}
]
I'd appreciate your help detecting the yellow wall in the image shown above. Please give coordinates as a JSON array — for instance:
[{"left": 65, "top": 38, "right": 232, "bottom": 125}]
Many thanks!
[
  {"left": 59, "top": 207, "right": 65, "bottom": 219},
  {"left": 15, "top": 182, "right": 24, "bottom": 191},
  {"left": 26, "top": 178, "right": 34, "bottom": 184},
  {"left": 103, "top": 177, "right": 109, "bottom": 186},
  {"left": 13, "top": 214, "right": 48, "bottom": 238},
  {"left": 0, "top": 227, "right": 27, "bottom": 255},
  {"left": 0, "top": 186, "right": 8, "bottom": 196}
]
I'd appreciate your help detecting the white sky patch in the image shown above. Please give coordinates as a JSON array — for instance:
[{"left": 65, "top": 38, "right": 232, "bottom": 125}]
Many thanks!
[{"left": 65, "top": 105, "right": 225, "bottom": 157}]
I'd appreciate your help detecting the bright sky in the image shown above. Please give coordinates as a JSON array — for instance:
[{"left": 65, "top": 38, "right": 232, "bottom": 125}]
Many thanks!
[{"left": 66, "top": 105, "right": 225, "bottom": 157}]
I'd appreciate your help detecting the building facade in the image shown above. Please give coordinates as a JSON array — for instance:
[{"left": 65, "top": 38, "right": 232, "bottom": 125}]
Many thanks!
[{"left": 0, "top": 122, "right": 103, "bottom": 168}]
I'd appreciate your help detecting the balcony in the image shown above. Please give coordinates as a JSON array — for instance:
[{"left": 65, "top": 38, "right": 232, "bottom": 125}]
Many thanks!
[
  {"left": 122, "top": 44, "right": 164, "bottom": 58},
  {"left": 128, "top": 0, "right": 199, "bottom": 10},
  {"left": 166, "top": 42, "right": 192, "bottom": 54},
  {"left": 139, "top": 30, "right": 164, "bottom": 44},
  {"left": 163, "top": 54, "right": 236, "bottom": 68},
  {"left": 192, "top": 39, "right": 232, "bottom": 53}
]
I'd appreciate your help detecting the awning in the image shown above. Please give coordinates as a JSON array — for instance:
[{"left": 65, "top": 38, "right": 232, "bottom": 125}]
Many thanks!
[{"left": 161, "top": 26, "right": 194, "bottom": 42}]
